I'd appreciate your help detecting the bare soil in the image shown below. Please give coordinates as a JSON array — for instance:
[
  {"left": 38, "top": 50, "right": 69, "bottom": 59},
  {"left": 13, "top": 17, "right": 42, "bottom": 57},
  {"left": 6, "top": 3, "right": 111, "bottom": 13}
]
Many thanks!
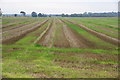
[
  {"left": 53, "top": 20, "right": 70, "bottom": 48},
  {"left": 37, "top": 20, "right": 54, "bottom": 48},
  {"left": 63, "top": 24, "right": 89, "bottom": 48},
  {"left": 2, "top": 23, "right": 16, "bottom": 28}
]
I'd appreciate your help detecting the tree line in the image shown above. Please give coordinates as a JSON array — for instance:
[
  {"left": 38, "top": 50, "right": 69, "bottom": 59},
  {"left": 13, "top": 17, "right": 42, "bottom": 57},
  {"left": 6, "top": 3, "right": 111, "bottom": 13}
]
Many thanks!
[
  {"left": 61, "top": 12, "right": 118, "bottom": 17},
  {"left": 30, "top": 11, "right": 118, "bottom": 17},
  {"left": 17, "top": 11, "right": 119, "bottom": 17},
  {"left": 1, "top": 11, "right": 119, "bottom": 17}
]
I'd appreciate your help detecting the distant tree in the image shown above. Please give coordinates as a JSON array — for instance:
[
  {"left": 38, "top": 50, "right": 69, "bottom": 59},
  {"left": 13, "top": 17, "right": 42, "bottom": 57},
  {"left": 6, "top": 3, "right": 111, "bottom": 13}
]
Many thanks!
[
  {"left": 70, "top": 13, "right": 79, "bottom": 17},
  {"left": 87, "top": 12, "right": 92, "bottom": 17},
  {"left": 0, "top": 8, "right": 2, "bottom": 16},
  {"left": 31, "top": 12, "right": 37, "bottom": 17},
  {"left": 118, "top": 12, "right": 120, "bottom": 17},
  {"left": 20, "top": 11, "right": 26, "bottom": 16},
  {"left": 49, "top": 15, "right": 51, "bottom": 17},
  {"left": 83, "top": 12, "right": 88, "bottom": 17},
  {"left": 42, "top": 14, "right": 47, "bottom": 17},
  {"left": 62, "top": 13, "right": 65, "bottom": 17},
  {"left": 38, "top": 13, "right": 42, "bottom": 17},
  {"left": 14, "top": 14, "right": 17, "bottom": 17},
  {"left": 65, "top": 14, "right": 69, "bottom": 17}
]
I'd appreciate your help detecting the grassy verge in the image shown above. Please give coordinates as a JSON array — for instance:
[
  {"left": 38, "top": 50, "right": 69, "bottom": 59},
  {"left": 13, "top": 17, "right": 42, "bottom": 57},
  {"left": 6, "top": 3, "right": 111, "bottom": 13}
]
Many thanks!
[{"left": 3, "top": 44, "right": 118, "bottom": 78}]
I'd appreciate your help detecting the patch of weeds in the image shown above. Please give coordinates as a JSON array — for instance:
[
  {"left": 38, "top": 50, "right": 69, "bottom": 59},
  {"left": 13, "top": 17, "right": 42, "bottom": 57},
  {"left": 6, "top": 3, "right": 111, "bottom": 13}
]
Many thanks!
[
  {"left": 35, "top": 44, "right": 42, "bottom": 47},
  {"left": 92, "top": 60, "right": 118, "bottom": 65}
]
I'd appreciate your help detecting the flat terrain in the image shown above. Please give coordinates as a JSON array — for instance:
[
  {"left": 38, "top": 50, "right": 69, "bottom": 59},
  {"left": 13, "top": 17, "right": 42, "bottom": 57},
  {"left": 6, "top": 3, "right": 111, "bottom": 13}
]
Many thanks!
[{"left": 2, "top": 17, "right": 119, "bottom": 78}]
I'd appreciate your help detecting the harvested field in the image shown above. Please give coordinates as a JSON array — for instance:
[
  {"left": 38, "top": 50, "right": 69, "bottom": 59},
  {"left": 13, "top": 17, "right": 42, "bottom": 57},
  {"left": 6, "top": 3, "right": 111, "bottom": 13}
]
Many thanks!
[
  {"left": 2, "top": 20, "right": 37, "bottom": 32},
  {"left": 2, "top": 17, "right": 119, "bottom": 78},
  {"left": 67, "top": 17, "right": 119, "bottom": 38},
  {"left": 88, "top": 24, "right": 118, "bottom": 34},
  {"left": 37, "top": 19, "right": 70, "bottom": 48},
  {"left": 2, "top": 19, "right": 48, "bottom": 44},
  {"left": 37, "top": 19, "right": 97, "bottom": 48},
  {"left": 64, "top": 19, "right": 119, "bottom": 46}
]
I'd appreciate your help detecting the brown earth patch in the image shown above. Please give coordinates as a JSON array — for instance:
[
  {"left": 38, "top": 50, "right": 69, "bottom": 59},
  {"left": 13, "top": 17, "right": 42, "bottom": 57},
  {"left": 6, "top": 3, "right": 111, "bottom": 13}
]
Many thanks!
[
  {"left": 53, "top": 20, "right": 70, "bottom": 48},
  {"left": 2, "top": 23, "right": 16, "bottom": 28},
  {"left": 32, "top": 73, "right": 49, "bottom": 78},
  {"left": 37, "top": 20, "right": 54, "bottom": 48},
  {"left": 63, "top": 24, "right": 91, "bottom": 48}
]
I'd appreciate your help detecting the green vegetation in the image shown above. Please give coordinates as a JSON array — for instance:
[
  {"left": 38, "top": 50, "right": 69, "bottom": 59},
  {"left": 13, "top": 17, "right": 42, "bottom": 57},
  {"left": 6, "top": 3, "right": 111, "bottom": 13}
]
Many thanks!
[{"left": 3, "top": 43, "right": 118, "bottom": 78}]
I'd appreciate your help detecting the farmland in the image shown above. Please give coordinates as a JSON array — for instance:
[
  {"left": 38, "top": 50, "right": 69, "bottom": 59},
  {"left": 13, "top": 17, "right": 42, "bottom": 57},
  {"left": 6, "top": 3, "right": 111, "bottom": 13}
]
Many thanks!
[{"left": 2, "top": 17, "right": 119, "bottom": 78}]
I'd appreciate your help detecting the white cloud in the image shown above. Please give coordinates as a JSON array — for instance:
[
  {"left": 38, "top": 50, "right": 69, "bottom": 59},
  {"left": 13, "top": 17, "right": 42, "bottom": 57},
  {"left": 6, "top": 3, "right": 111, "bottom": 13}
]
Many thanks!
[
  {"left": 0, "top": 0, "right": 118, "bottom": 14},
  {"left": 0, "top": 0, "right": 119, "bottom": 2}
]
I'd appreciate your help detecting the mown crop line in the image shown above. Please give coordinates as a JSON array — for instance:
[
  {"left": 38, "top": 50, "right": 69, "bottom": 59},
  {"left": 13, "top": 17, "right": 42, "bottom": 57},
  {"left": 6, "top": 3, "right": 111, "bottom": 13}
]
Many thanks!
[
  {"left": 60, "top": 19, "right": 97, "bottom": 49},
  {"left": 2, "top": 19, "right": 34, "bottom": 29},
  {"left": 64, "top": 19, "right": 120, "bottom": 46},
  {"left": 23, "top": 20, "right": 53, "bottom": 55},
  {"left": 33, "top": 22, "right": 52, "bottom": 44},
  {"left": 60, "top": 19, "right": 75, "bottom": 48},
  {"left": 77, "top": 21, "right": 118, "bottom": 38},
  {"left": 2, "top": 21, "right": 38, "bottom": 34},
  {"left": 2, "top": 20, "right": 48, "bottom": 40},
  {"left": 49, "top": 19, "right": 56, "bottom": 48},
  {"left": 2, "top": 20, "right": 49, "bottom": 44},
  {"left": 29, "top": 46, "right": 118, "bottom": 54}
]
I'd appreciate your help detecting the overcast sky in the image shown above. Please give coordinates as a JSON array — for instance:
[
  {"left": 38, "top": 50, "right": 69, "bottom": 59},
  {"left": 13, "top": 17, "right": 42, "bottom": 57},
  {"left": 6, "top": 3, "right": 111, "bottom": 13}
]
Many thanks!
[{"left": 0, "top": 0, "right": 119, "bottom": 14}]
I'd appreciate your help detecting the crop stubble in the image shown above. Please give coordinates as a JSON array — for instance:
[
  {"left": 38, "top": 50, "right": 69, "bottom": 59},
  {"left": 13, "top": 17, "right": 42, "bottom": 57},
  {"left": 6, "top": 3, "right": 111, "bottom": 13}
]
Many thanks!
[{"left": 2, "top": 20, "right": 48, "bottom": 44}]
